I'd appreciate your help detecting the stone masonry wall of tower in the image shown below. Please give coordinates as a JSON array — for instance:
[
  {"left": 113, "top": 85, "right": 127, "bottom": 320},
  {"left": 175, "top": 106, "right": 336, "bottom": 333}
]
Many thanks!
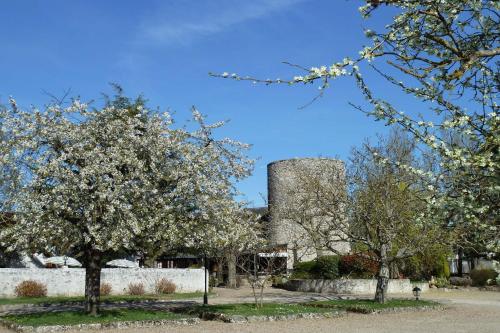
[{"left": 267, "top": 158, "right": 351, "bottom": 270}]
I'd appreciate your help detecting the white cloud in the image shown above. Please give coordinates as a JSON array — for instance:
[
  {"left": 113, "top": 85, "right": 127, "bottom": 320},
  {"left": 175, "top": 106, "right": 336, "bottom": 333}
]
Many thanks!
[{"left": 137, "top": 0, "right": 306, "bottom": 45}]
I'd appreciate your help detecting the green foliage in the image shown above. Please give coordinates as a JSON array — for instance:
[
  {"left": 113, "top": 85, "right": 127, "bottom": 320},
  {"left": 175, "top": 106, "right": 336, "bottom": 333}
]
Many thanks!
[
  {"left": 313, "top": 256, "right": 340, "bottom": 279},
  {"left": 294, "top": 260, "right": 316, "bottom": 273},
  {"left": 291, "top": 260, "right": 316, "bottom": 279},
  {"left": 434, "top": 255, "right": 451, "bottom": 279},
  {"left": 470, "top": 269, "right": 499, "bottom": 287},
  {"left": 400, "top": 244, "right": 452, "bottom": 280},
  {"left": 291, "top": 256, "right": 340, "bottom": 280},
  {"left": 434, "top": 277, "right": 450, "bottom": 288},
  {"left": 290, "top": 271, "right": 312, "bottom": 280}
]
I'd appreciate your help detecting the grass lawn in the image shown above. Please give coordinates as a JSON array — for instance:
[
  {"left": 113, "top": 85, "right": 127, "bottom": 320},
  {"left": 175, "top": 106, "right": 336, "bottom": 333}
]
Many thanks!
[
  {"left": 0, "top": 292, "right": 208, "bottom": 305},
  {"left": 305, "top": 299, "right": 438, "bottom": 311},
  {"left": 185, "top": 303, "right": 337, "bottom": 317},
  {"left": 2, "top": 309, "right": 192, "bottom": 327}
]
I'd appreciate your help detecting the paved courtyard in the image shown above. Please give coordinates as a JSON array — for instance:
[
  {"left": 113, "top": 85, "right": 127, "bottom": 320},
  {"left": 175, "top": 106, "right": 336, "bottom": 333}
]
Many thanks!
[{"left": 0, "top": 288, "right": 499, "bottom": 333}]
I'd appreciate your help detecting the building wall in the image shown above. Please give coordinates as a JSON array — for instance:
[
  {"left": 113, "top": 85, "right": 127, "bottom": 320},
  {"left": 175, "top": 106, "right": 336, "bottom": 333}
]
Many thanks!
[
  {"left": 448, "top": 257, "right": 499, "bottom": 275},
  {"left": 267, "top": 158, "right": 350, "bottom": 269},
  {"left": 285, "top": 278, "right": 429, "bottom": 294},
  {"left": 0, "top": 268, "right": 207, "bottom": 297}
]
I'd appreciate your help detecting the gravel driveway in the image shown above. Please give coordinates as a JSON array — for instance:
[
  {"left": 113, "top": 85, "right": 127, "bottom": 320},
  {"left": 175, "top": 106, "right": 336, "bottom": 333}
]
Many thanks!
[{"left": 1, "top": 289, "right": 498, "bottom": 333}]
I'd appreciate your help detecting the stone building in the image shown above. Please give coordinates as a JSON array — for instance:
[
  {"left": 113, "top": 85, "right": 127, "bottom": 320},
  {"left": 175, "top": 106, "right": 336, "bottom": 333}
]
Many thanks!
[{"left": 266, "top": 158, "right": 351, "bottom": 270}]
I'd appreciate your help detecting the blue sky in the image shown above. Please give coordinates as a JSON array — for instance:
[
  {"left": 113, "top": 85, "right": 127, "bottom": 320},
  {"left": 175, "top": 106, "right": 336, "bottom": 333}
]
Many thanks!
[{"left": 1, "top": 0, "right": 404, "bottom": 206}]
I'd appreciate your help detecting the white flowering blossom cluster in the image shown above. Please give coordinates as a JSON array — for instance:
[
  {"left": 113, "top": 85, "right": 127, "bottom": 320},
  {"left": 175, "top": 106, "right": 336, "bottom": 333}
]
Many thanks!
[
  {"left": 0, "top": 99, "right": 254, "bottom": 262},
  {"left": 214, "top": 0, "right": 499, "bottom": 253}
]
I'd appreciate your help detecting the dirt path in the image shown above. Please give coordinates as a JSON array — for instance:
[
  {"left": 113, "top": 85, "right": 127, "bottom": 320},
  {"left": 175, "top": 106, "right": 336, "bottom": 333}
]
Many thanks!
[
  {"left": 69, "top": 301, "right": 500, "bottom": 333},
  {"left": 0, "top": 287, "right": 350, "bottom": 316},
  {"left": 84, "top": 293, "right": 500, "bottom": 333},
  {"left": 1, "top": 289, "right": 498, "bottom": 333}
]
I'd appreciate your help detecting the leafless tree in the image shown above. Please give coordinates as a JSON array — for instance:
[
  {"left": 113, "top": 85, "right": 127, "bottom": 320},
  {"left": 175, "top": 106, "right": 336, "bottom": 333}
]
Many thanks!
[{"left": 236, "top": 249, "right": 287, "bottom": 308}]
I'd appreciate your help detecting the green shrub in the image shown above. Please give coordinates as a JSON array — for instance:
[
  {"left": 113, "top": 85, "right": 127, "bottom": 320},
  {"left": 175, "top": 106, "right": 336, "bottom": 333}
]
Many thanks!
[
  {"left": 15, "top": 280, "right": 47, "bottom": 298},
  {"left": 291, "top": 260, "right": 316, "bottom": 279},
  {"left": 434, "top": 277, "right": 449, "bottom": 288},
  {"left": 470, "top": 269, "right": 499, "bottom": 287},
  {"left": 400, "top": 244, "right": 452, "bottom": 280},
  {"left": 294, "top": 260, "right": 316, "bottom": 274},
  {"left": 290, "top": 271, "right": 313, "bottom": 279},
  {"left": 434, "top": 255, "right": 450, "bottom": 279},
  {"left": 291, "top": 256, "right": 340, "bottom": 280},
  {"left": 313, "top": 256, "right": 340, "bottom": 279}
]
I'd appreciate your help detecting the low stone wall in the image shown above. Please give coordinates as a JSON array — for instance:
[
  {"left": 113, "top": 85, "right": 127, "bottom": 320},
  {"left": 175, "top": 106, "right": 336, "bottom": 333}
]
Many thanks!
[
  {"left": 0, "top": 268, "right": 207, "bottom": 297},
  {"left": 285, "top": 279, "right": 429, "bottom": 294}
]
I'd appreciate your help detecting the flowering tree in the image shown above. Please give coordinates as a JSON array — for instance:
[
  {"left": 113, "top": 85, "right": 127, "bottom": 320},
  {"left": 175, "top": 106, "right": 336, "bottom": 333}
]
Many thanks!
[
  {"left": 175, "top": 201, "right": 263, "bottom": 290},
  {"left": 0, "top": 94, "right": 252, "bottom": 315},
  {"left": 214, "top": 1, "right": 499, "bottom": 254},
  {"left": 199, "top": 208, "right": 263, "bottom": 289}
]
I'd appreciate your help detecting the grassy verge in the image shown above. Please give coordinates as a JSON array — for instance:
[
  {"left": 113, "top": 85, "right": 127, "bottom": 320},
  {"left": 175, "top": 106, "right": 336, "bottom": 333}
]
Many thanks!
[
  {"left": 0, "top": 292, "right": 209, "bottom": 305},
  {"left": 183, "top": 303, "right": 337, "bottom": 317},
  {"left": 304, "top": 299, "right": 438, "bottom": 312},
  {"left": 2, "top": 309, "right": 192, "bottom": 327}
]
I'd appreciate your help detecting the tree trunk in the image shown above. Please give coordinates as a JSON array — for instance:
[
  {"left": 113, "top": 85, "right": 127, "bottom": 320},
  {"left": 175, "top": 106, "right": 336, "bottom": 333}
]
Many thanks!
[
  {"left": 457, "top": 248, "right": 463, "bottom": 277},
  {"left": 84, "top": 250, "right": 102, "bottom": 316},
  {"left": 375, "top": 261, "right": 389, "bottom": 303},
  {"left": 374, "top": 246, "right": 390, "bottom": 304},
  {"left": 259, "top": 283, "right": 265, "bottom": 308},
  {"left": 389, "top": 261, "right": 399, "bottom": 279},
  {"left": 227, "top": 251, "right": 237, "bottom": 289},
  {"left": 250, "top": 282, "right": 259, "bottom": 308},
  {"left": 470, "top": 257, "right": 475, "bottom": 270},
  {"left": 215, "top": 259, "right": 224, "bottom": 287}
]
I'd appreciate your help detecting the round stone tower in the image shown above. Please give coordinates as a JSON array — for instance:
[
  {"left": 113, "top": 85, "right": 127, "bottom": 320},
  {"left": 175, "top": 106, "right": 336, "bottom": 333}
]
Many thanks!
[{"left": 267, "top": 158, "right": 350, "bottom": 269}]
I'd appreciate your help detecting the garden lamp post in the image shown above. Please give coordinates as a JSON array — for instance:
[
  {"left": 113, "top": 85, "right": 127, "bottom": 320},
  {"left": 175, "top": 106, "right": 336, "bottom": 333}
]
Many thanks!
[
  {"left": 412, "top": 286, "right": 421, "bottom": 301},
  {"left": 203, "top": 254, "right": 208, "bottom": 306}
]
